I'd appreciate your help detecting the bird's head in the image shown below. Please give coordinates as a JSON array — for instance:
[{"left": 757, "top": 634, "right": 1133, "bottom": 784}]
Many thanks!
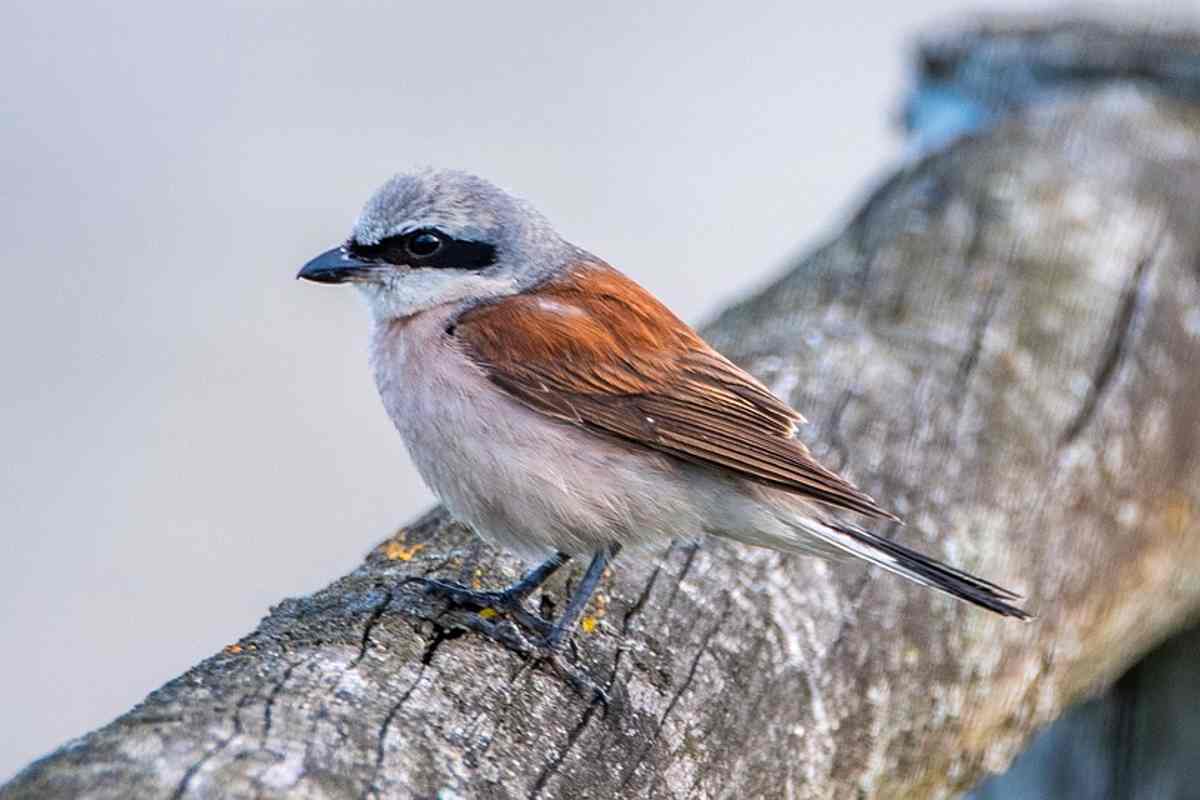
[{"left": 298, "top": 168, "right": 571, "bottom": 321}]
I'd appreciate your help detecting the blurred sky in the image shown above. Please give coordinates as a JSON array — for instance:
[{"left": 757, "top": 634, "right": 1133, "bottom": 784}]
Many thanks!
[{"left": 0, "top": 0, "right": 1191, "bottom": 781}]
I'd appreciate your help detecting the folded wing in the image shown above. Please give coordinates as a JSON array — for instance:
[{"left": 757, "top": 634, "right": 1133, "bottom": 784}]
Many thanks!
[{"left": 453, "top": 261, "right": 898, "bottom": 521}]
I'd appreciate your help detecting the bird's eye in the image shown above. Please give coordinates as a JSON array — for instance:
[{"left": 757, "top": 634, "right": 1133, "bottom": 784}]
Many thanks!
[{"left": 405, "top": 231, "right": 443, "bottom": 258}]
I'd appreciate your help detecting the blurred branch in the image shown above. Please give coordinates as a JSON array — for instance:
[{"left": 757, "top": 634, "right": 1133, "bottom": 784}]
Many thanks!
[
  {"left": 6, "top": 16, "right": 1200, "bottom": 800},
  {"left": 971, "top": 621, "right": 1200, "bottom": 799}
]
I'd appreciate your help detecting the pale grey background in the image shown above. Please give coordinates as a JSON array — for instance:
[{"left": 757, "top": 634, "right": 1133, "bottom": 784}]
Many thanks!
[{"left": 0, "top": 0, "right": 1190, "bottom": 781}]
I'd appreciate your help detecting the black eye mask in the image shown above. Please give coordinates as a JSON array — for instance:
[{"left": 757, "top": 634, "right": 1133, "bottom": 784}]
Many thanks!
[{"left": 347, "top": 229, "right": 497, "bottom": 271}]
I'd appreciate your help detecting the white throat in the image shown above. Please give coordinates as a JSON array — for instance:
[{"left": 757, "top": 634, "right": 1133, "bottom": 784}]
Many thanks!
[{"left": 355, "top": 270, "right": 520, "bottom": 323}]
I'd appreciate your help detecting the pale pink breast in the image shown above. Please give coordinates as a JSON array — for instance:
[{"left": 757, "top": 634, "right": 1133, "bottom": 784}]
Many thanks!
[{"left": 365, "top": 302, "right": 704, "bottom": 559}]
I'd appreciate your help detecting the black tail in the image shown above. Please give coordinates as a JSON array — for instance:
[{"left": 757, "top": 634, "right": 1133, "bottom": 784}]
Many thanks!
[{"left": 819, "top": 522, "right": 1032, "bottom": 619}]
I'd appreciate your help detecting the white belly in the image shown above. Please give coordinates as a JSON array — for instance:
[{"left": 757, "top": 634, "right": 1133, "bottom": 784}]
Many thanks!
[{"left": 368, "top": 305, "right": 700, "bottom": 560}]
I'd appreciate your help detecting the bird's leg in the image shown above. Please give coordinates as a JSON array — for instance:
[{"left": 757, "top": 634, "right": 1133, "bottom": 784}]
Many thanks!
[
  {"left": 543, "top": 543, "right": 620, "bottom": 649},
  {"left": 499, "top": 551, "right": 572, "bottom": 603},
  {"left": 418, "top": 551, "right": 570, "bottom": 634},
  {"left": 418, "top": 545, "right": 618, "bottom": 645}
]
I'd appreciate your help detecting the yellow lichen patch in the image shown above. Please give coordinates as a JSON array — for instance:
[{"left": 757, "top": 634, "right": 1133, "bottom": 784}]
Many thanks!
[
  {"left": 580, "top": 616, "right": 598, "bottom": 634},
  {"left": 223, "top": 644, "right": 243, "bottom": 655},
  {"left": 479, "top": 608, "right": 499, "bottom": 619},
  {"left": 384, "top": 541, "right": 425, "bottom": 561}
]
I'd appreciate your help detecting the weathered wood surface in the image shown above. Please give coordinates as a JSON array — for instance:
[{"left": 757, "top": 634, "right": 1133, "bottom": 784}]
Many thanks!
[
  {"left": 6, "top": 18, "right": 1200, "bottom": 800},
  {"left": 972, "top": 621, "right": 1200, "bottom": 800}
]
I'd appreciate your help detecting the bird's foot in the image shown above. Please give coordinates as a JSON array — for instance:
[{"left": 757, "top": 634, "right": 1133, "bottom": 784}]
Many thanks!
[
  {"left": 417, "top": 578, "right": 606, "bottom": 704},
  {"left": 449, "top": 613, "right": 608, "bottom": 704},
  {"left": 417, "top": 577, "right": 554, "bottom": 637}
]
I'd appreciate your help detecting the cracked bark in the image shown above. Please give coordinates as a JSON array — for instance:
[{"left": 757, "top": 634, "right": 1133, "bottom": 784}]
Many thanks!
[{"left": 6, "top": 17, "right": 1200, "bottom": 800}]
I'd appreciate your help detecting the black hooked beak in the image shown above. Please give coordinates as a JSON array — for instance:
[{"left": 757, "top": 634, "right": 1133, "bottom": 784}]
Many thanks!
[{"left": 297, "top": 246, "right": 379, "bottom": 284}]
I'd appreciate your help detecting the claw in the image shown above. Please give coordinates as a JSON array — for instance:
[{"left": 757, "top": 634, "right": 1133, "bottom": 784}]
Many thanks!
[
  {"left": 448, "top": 614, "right": 608, "bottom": 704},
  {"left": 418, "top": 578, "right": 507, "bottom": 609},
  {"left": 417, "top": 578, "right": 607, "bottom": 704},
  {"left": 417, "top": 577, "right": 556, "bottom": 637},
  {"left": 412, "top": 545, "right": 620, "bottom": 705}
]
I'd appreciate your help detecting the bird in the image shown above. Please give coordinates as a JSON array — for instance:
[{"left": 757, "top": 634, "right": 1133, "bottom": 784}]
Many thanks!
[{"left": 297, "top": 168, "right": 1029, "bottom": 659}]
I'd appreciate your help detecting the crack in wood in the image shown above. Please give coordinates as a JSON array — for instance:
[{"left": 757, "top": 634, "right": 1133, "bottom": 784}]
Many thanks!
[
  {"left": 603, "top": 559, "right": 667, "bottom": 693},
  {"left": 360, "top": 625, "right": 460, "bottom": 800},
  {"left": 297, "top": 603, "right": 407, "bottom": 789},
  {"left": 619, "top": 595, "right": 730, "bottom": 791},
  {"left": 259, "top": 658, "right": 305, "bottom": 747},
  {"left": 1059, "top": 235, "right": 1160, "bottom": 445},
  {"left": 949, "top": 197, "right": 1013, "bottom": 415},
  {"left": 279, "top": 576, "right": 446, "bottom": 792},
  {"left": 623, "top": 562, "right": 663, "bottom": 635},
  {"left": 681, "top": 631, "right": 771, "bottom": 799},
  {"left": 170, "top": 692, "right": 253, "bottom": 799},
  {"left": 528, "top": 701, "right": 600, "bottom": 798},
  {"left": 351, "top": 588, "right": 395, "bottom": 669},
  {"left": 660, "top": 544, "right": 700, "bottom": 624},
  {"left": 247, "top": 656, "right": 319, "bottom": 796},
  {"left": 953, "top": 269, "right": 1005, "bottom": 403}
]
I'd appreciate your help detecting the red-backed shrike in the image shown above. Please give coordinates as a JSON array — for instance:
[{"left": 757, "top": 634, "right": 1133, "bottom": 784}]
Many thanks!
[{"left": 299, "top": 169, "right": 1028, "bottom": 655}]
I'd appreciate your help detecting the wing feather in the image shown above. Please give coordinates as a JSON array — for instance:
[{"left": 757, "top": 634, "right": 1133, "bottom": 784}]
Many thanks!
[{"left": 454, "top": 262, "right": 898, "bottom": 521}]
